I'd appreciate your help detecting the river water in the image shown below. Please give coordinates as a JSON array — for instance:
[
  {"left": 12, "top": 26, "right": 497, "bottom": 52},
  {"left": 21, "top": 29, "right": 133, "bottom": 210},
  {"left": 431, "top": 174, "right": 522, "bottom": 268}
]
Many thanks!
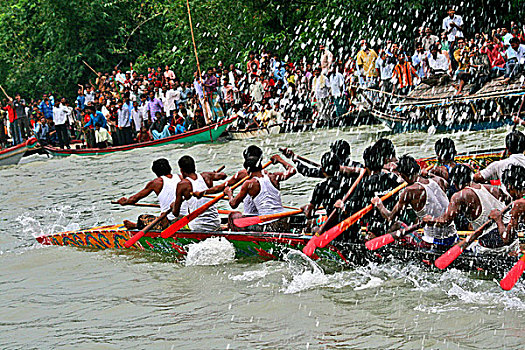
[{"left": 1, "top": 124, "right": 524, "bottom": 349}]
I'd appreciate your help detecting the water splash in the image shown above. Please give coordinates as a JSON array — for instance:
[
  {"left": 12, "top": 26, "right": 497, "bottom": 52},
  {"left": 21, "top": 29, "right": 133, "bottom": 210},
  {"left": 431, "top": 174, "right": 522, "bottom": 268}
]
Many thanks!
[{"left": 185, "top": 237, "right": 235, "bottom": 266}]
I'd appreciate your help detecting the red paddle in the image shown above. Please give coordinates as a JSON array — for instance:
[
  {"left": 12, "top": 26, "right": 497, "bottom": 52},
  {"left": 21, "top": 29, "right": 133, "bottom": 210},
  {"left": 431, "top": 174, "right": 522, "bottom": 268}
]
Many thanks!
[
  {"left": 365, "top": 223, "right": 422, "bottom": 250},
  {"left": 124, "top": 211, "right": 170, "bottom": 248},
  {"left": 500, "top": 254, "right": 525, "bottom": 291},
  {"left": 233, "top": 209, "right": 303, "bottom": 228},
  {"left": 434, "top": 203, "right": 513, "bottom": 270},
  {"left": 161, "top": 161, "right": 273, "bottom": 239},
  {"left": 303, "top": 182, "right": 408, "bottom": 257}
]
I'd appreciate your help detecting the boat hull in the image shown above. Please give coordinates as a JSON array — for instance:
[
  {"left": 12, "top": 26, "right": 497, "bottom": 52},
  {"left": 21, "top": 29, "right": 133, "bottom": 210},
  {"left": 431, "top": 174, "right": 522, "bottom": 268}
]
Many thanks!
[
  {"left": 0, "top": 137, "right": 37, "bottom": 166},
  {"left": 228, "top": 124, "right": 281, "bottom": 140},
  {"left": 44, "top": 117, "right": 235, "bottom": 157}
]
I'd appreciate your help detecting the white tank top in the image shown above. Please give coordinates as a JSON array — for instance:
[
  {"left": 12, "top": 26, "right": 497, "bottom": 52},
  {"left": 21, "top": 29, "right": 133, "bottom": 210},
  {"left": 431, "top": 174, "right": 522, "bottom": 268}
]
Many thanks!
[
  {"left": 186, "top": 174, "right": 220, "bottom": 231},
  {"left": 252, "top": 174, "right": 284, "bottom": 217},
  {"left": 243, "top": 196, "right": 259, "bottom": 216},
  {"left": 414, "top": 179, "right": 456, "bottom": 241},
  {"left": 467, "top": 185, "right": 505, "bottom": 230},
  {"left": 158, "top": 176, "right": 177, "bottom": 220}
]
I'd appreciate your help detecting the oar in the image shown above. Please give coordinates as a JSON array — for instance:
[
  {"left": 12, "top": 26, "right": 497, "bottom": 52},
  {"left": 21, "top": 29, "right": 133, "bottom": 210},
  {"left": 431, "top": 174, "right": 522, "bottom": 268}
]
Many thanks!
[
  {"left": 500, "top": 253, "right": 525, "bottom": 291},
  {"left": 434, "top": 202, "right": 513, "bottom": 270},
  {"left": 124, "top": 211, "right": 170, "bottom": 248},
  {"left": 110, "top": 201, "right": 232, "bottom": 215},
  {"left": 317, "top": 168, "right": 366, "bottom": 235},
  {"left": 233, "top": 209, "right": 303, "bottom": 228},
  {"left": 303, "top": 182, "right": 408, "bottom": 257},
  {"left": 161, "top": 160, "right": 273, "bottom": 239},
  {"left": 365, "top": 223, "right": 422, "bottom": 250},
  {"left": 200, "top": 194, "right": 299, "bottom": 210},
  {"left": 279, "top": 147, "right": 320, "bottom": 167}
]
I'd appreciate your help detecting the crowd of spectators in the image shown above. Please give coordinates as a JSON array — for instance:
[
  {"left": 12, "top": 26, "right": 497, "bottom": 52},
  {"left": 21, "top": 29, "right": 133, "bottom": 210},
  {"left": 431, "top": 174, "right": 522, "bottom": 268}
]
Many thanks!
[{"left": 0, "top": 7, "right": 524, "bottom": 150}]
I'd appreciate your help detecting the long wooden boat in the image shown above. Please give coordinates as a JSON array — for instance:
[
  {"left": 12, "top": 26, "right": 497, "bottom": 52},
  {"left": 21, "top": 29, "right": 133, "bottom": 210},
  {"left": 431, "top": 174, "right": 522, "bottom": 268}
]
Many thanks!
[
  {"left": 228, "top": 124, "right": 281, "bottom": 140},
  {"left": 369, "top": 78, "right": 525, "bottom": 133},
  {"left": 43, "top": 117, "right": 236, "bottom": 157},
  {"left": 0, "top": 137, "right": 38, "bottom": 166},
  {"left": 35, "top": 224, "right": 522, "bottom": 277}
]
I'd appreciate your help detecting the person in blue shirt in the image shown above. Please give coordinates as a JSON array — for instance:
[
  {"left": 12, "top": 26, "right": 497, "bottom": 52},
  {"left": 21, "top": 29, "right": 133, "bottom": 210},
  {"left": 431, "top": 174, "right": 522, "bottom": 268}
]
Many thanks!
[
  {"left": 39, "top": 96, "right": 54, "bottom": 120},
  {"left": 84, "top": 107, "right": 107, "bottom": 129}
]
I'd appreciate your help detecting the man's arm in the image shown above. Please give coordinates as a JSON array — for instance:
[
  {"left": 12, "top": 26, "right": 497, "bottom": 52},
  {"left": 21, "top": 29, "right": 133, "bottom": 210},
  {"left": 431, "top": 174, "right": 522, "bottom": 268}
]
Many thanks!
[
  {"left": 224, "top": 182, "right": 251, "bottom": 209},
  {"left": 171, "top": 181, "right": 192, "bottom": 216},
  {"left": 371, "top": 187, "right": 411, "bottom": 222},
  {"left": 193, "top": 170, "right": 248, "bottom": 197},
  {"left": 270, "top": 154, "right": 296, "bottom": 181},
  {"left": 117, "top": 179, "right": 158, "bottom": 205}
]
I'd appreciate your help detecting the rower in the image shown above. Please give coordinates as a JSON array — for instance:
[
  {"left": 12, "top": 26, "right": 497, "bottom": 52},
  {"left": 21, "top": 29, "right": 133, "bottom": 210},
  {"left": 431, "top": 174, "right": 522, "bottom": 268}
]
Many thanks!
[
  {"left": 371, "top": 155, "right": 457, "bottom": 248},
  {"left": 487, "top": 164, "right": 525, "bottom": 253},
  {"left": 170, "top": 156, "right": 226, "bottom": 231},
  {"left": 474, "top": 131, "right": 525, "bottom": 191},
  {"left": 282, "top": 139, "right": 362, "bottom": 178},
  {"left": 302, "top": 152, "right": 357, "bottom": 236},
  {"left": 225, "top": 154, "right": 296, "bottom": 231},
  {"left": 117, "top": 158, "right": 185, "bottom": 230},
  {"left": 336, "top": 143, "right": 400, "bottom": 239},
  {"left": 426, "top": 137, "right": 457, "bottom": 182},
  {"left": 374, "top": 138, "right": 398, "bottom": 173},
  {"left": 423, "top": 164, "right": 514, "bottom": 253}
]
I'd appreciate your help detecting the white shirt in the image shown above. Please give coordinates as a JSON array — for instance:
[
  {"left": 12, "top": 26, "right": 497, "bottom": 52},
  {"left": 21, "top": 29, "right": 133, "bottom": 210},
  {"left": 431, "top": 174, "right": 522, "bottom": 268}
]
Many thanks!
[
  {"left": 52, "top": 104, "right": 69, "bottom": 125},
  {"left": 165, "top": 89, "right": 178, "bottom": 113},
  {"left": 506, "top": 44, "right": 525, "bottom": 65},
  {"left": 442, "top": 15, "right": 464, "bottom": 42},
  {"left": 131, "top": 109, "right": 142, "bottom": 131},
  {"left": 95, "top": 127, "right": 112, "bottom": 144},
  {"left": 312, "top": 74, "right": 331, "bottom": 99},
  {"left": 117, "top": 105, "right": 131, "bottom": 128},
  {"left": 329, "top": 72, "right": 345, "bottom": 97},
  {"left": 375, "top": 56, "right": 394, "bottom": 80},
  {"left": 480, "top": 153, "right": 525, "bottom": 182},
  {"left": 85, "top": 91, "right": 95, "bottom": 105},
  {"left": 428, "top": 53, "right": 450, "bottom": 72}
]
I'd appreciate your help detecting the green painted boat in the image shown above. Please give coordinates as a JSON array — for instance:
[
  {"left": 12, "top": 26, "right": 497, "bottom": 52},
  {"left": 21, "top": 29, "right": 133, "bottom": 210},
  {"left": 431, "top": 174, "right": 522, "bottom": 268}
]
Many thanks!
[{"left": 43, "top": 117, "right": 235, "bottom": 157}]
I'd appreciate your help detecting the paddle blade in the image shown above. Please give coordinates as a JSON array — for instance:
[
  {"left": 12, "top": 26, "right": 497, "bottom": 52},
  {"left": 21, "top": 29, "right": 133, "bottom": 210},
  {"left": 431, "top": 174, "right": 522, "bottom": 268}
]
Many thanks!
[
  {"left": 500, "top": 257, "right": 525, "bottom": 291},
  {"left": 303, "top": 239, "right": 317, "bottom": 257},
  {"left": 233, "top": 216, "right": 262, "bottom": 228},
  {"left": 365, "top": 234, "right": 395, "bottom": 251},
  {"left": 161, "top": 216, "right": 190, "bottom": 238},
  {"left": 435, "top": 245, "right": 463, "bottom": 270},
  {"left": 124, "top": 231, "right": 144, "bottom": 248}
]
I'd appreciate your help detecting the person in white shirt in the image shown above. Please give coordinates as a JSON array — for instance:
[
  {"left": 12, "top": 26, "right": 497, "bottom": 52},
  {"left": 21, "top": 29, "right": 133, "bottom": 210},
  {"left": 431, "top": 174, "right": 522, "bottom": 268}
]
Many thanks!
[
  {"left": 131, "top": 100, "right": 142, "bottom": 133},
  {"left": 84, "top": 86, "right": 95, "bottom": 106},
  {"left": 312, "top": 67, "right": 331, "bottom": 120},
  {"left": 164, "top": 83, "right": 178, "bottom": 118},
  {"left": 375, "top": 50, "right": 395, "bottom": 92},
  {"left": 95, "top": 123, "right": 113, "bottom": 148},
  {"left": 442, "top": 8, "right": 464, "bottom": 70},
  {"left": 117, "top": 97, "right": 133, "bottom": 145},
  {"left": 474, "top": 131, "right": 525, "bottom": 195},
  {"left": 503, "top": 37, "right": 525, "bottom": 83},
  {"left": 423, "top": 45, "right": 451, "bottom": 86},
  {"left": 52, "top": 98, "right": 70, "bottom": 149},
  {"left": 329, "top": 66, "right": 346, "bottom": 117}
]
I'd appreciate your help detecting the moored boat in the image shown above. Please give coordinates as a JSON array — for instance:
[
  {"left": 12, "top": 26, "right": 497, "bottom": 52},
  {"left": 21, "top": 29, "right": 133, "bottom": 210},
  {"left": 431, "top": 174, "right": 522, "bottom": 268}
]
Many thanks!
[
  {"left": 0, "top": 137, "right": 38, "bottom": 166},
  {"left": 43, "top": 117, "right": 235, "bottom": 157}
]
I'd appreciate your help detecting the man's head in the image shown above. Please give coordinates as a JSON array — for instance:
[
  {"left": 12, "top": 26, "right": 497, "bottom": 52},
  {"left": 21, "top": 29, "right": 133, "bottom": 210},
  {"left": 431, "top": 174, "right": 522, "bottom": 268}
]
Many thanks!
[
  {"left": 374, "top": 138, "right": 396, "bottom": 163},
  {"left": 502, "top": 164, "right": 525, "bottom": 199},
  {"left": 243, "top": 145, "right": 263, "bottom": 160},
  {"left": 425, "top": 28, "right": 433, "bottom": 36},
  {"left": 435, "top": 137, "right": 456, "bottom": 161},
  {"left": 330, "top": 139, "right": 351, "bottom": 162},
  {"left": 149, "top": 91, "right": 154, "bottom": 99},
  {"left": 449, "top": 164, "right": 473, "bottom": 190},
  {"left": 510, "top": 37, "right": 520, "bottom": 50},
  {"left": 457, "top": 38, "right": 466, "bottom": 48},
  {"left": 321, "top": 152, "right": 341, "bottom": 177},
  {"left": 447, "top": 8, "right": 455, "bottom": 17},
  {"left": 243, "top": 155, "right": 262, "bottom": 173},
  {"left": 363, "top": 145, "right": 383, "bottom": 172},
  {"left": 397, "top": 155, "right": 421, "bottom": 182},
  {"left": 152, "top": 158, "right": 172, "bottom": 177},
  {"left": 430, "top": 44, "right": 439, "bottom": 57},
  {"left": 505, "top": 131, "right": 525, "bottom": 154},
  {"left": 178, "top": 155, "right": 196, "bottom": 176}
]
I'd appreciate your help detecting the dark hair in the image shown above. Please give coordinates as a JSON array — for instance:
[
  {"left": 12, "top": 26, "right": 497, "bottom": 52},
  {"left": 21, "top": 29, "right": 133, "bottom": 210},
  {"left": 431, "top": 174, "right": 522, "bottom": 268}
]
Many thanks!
[
  {"left": 509, "top": 37, "right": 520, "bottom": 45},
  {"left": 374, "top": 138, "right": 396, "bottom": 162},
  {"left": 502, "top": 164, "right": 525, "bottom": 192},
  {"left": 505, "top": 131, "right": 525, "bottom": 154},
  {"left": 449, "top": 164, "right": 473, "bottom": 188},
  {"left": 321, "top": 152, "right": 341, "bottom": 176},
  {"left": 363, "top": 145, "right": 383, "bottom": 172},
  {"left": 435, "top": 138, "right": 457, "bottom": 161},
  {"left": 397, "top": 155, "right": 420, "bottom": 177},
  {"left": 243, "top": 145, "right": 263, "bottom": 160},
  {"left": 152, "top": 158, "right": 172, "bottom": 177},
  {"left": 178, "top": 155, "right": 196, "bottom": 174},
  {"left": 243, "top": 155, "right": 262, "bottom": 172},
  {"left": 330, "top": 139, "right": 350, "bottom": 161}
]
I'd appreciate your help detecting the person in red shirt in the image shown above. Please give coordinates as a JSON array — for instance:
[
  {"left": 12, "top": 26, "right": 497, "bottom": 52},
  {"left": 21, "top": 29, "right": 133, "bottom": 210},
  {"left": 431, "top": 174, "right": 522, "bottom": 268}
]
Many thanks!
[{"left": 2, "top": 98, "right": 19, "bottom": 145}]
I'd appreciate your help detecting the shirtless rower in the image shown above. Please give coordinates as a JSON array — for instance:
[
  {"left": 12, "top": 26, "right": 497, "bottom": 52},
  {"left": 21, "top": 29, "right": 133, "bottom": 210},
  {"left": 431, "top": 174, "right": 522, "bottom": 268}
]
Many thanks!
[
  {"left": 423, "top": 164, "right": 515, "bottom": 253},
  {"left": 225, "top": 154, "right": 296, "bottom": 231},
  {"left": 117, "top": 158, "right": 185, "bottom": 230},
  {"left": 425, "top": 137, "right": 457, "bottom": 181},
  {"left": 170, "top": 156, "right": 227, "bottom": 231},
  {"left": 488, "top": 165, "right": 525, "bottom": 249},
  {"left": 302, "top": 152, "right": 356, "bottom": 235},
  {"left": 371, "top": 155, "right": 457, "bottom": 247}
]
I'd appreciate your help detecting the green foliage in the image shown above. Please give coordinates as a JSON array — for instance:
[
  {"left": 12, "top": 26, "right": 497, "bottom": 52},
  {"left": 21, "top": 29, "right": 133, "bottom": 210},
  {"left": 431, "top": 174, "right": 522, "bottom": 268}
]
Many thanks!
[{"left": 0, "top": 0, "right": 522, "bottom": 100}]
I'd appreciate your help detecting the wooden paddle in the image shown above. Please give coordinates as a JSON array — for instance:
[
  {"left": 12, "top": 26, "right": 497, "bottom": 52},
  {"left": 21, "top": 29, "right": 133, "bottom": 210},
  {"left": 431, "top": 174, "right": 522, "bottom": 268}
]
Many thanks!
[
  {"left": 161, "top": 160, "right": 273, "bottom": 239},
  {"left": 110, "top": 201, "right": 232, "bottom": 215},
  {"left": 434, "top": 202, "right": 513, "bottom": 270},
  {"left": 233, "top": 209, "right": 303, "bottom": 228},
  {"left": 303, "top": 182, "right": 408, "bottom": 257},
  {"left": 200, "top": 193, "right": 299, "bottom": 210},
  {"left": 365, "top": 223, "right": 422, "bottom": 250},
  {"left": 124, "top": 211, "right": 170, "bottom": 248},
  {"left": 279, "top": 147, "right": 320, "bottom": 167},
  {"left": 500, "top": 253, "right": 525, "bottom": 291},
  {"left": 317, "top": 168, "right": 366, "bottom": 235}
]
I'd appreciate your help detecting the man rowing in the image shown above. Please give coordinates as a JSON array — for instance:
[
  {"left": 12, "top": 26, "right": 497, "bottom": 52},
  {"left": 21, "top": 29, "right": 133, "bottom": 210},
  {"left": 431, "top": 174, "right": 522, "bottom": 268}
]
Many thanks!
[
  {"left": 487, "top": 164, "right": 525, "bottom": 253},
  {"left": 371, "top": 155, "right": 457, "bottom": 248},
  {"left": 225, "top": 153, "right": 296, "bottom": 231},
  {"left": 374, "top": 138, "right": 398, "bottom": 173},
  {"left": 302, "top": 152, "right": 356, "bottom": 236},
  {"left": 423, "top": 164, "right": 514, "bottom": 253},
  {"left": 117, "top": 158, "right": 185, "bottom": 230},
  {"left": 425, "top": 137, "right": 457, "bottom": 182},
  {"left": 170, "top": 156, "right": 226, "bottom": 231}
]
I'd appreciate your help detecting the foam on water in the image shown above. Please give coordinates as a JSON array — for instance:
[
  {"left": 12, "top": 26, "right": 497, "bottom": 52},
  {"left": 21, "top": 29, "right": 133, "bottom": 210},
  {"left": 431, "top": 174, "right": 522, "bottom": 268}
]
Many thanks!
[{"left": 185, "top": 237, "right": 235, "bottom": 266}]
